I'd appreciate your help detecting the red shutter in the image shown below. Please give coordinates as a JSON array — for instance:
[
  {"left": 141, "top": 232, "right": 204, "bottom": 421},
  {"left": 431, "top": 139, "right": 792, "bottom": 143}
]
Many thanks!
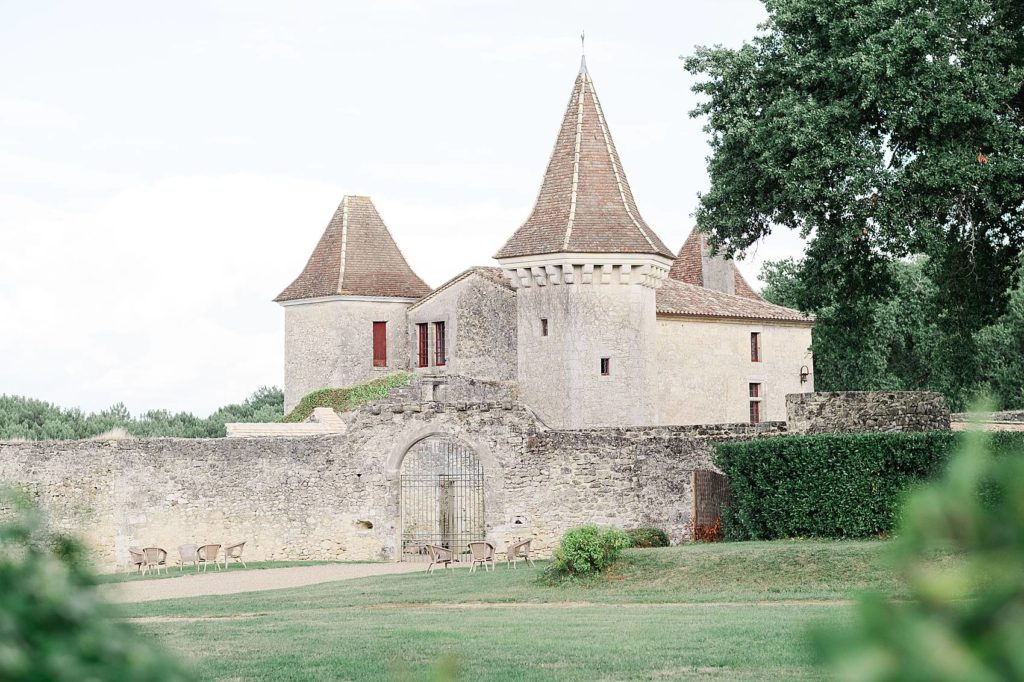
[
  {"left": 750, "top": 332, "right": 761, "bottom": 362},
  {"left": 434, "top": 322, "right": 446, "bottom": 366},
  {"left": 749, "top": 401, "right": 761, "bottom": 424},
  {"left": 372, "top": 322, "right": 387, "bottom": 368},
  {"left": 417, "top": 323, "right": 428, "bottom": 368}
]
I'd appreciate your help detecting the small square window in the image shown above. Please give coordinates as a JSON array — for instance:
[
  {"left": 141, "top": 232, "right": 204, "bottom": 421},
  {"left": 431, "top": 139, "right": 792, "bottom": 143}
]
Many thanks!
[
  {"left": 600, "top": 357, "right": 610, "bottom": 376},
  {"left": 541, "top": 318, "right": 548, "bottom": 336}
]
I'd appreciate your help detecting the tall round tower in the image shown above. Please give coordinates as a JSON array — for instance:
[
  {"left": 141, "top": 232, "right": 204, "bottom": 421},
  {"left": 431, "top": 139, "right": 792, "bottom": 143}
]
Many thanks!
[{"left": 495, "top": 61, "right": 674, "bottom": 428}]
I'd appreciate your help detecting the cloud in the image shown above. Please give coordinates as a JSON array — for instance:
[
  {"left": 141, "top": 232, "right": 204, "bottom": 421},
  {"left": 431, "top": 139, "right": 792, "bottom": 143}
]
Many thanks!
[{"left": 0, "top": 98, "right": 78, "bottom": 129}]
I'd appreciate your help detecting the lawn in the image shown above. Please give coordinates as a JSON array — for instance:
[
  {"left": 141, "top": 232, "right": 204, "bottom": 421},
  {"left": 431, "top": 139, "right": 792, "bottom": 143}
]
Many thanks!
[{"left": 115, "top": 540, "right": 914, "bottom": 681}]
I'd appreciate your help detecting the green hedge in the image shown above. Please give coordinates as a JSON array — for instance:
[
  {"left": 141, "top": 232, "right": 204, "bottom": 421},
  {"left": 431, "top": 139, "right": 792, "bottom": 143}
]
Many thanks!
[
  {"left": 714, "top": 432, "right": 1024, "bottom": 540},
  {"left": 281, "top": 373, "right": 412, "bottom": 423},
  {"left": 626, "top": 527, "right": 670, "bottom": 548}
]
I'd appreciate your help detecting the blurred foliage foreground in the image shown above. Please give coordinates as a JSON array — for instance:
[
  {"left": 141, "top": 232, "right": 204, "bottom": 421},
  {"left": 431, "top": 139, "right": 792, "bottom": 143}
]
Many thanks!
[
  {"left": 817, "top": 428, "right": 1024, "bottom": 681},
  {"left": 0, "top": 494, "right": 192, "bottom": 681}
]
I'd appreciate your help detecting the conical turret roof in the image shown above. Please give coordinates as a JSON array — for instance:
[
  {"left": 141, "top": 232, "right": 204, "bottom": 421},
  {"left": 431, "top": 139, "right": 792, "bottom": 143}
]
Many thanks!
[
  {"left": 669, "top": 230, "right": 763, "bottom": 301},
  {"left": 275, "top": 195, "right": 431, "bottom": 302},
  {"left": 495, "top": 62, "right": 673, "bottom": 260}
]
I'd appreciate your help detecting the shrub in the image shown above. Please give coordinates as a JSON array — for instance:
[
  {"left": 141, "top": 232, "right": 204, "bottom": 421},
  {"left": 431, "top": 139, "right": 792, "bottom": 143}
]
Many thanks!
[
  {"left": 626, "top": 527, "right": 670, "bottom": 548},
  {"left": 282, "top": 373, "right": 413, "bottom": 423},
  {"left": 715, "top": 431, "right": 1024, "bottom": 540},
  {"left": 814, "top": 430, "right": 1024, "bottom": 680},
  {"left": 547, "top": 525, "right": 631, "bottom": 578},
  {"left": 0, "top": 493, "right": 192, "bottom": 681}
]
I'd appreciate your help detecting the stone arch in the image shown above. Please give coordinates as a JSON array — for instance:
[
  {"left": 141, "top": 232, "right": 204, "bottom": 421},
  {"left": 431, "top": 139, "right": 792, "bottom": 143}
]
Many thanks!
[{"left": 384, "top": 422, "right": 506, "bottom": 561}]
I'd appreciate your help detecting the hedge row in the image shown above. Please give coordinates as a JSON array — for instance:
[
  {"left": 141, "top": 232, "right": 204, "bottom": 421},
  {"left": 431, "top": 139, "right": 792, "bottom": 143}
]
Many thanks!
[{"left": 714, "top": 432, "right": 1024, "bottom": 540}]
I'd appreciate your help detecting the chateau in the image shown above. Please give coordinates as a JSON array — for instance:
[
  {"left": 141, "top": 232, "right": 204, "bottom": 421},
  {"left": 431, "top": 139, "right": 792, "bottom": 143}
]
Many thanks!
[{"left": 276, "top": 60, "right": 814, "bottom": 427}]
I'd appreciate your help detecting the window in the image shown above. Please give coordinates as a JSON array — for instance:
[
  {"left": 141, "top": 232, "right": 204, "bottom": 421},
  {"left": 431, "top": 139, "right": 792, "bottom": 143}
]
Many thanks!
[
  {"left": 541, "top": 318, "right": 548, "bottom": 336},
  {"left": 372, "top": 322, "right": 387, "bottom": 368},
  {"left": 434, "top": 321, "right": 446, "bottom": 366},
  {"left": 416, "top": 323, "right": 428, "bottom": 368},
  {"left": 749, "top": 382, "right": 762, "bottom": 423},
  {"left": 750, "top": 332, "right": 762, "bottom": 362},
  {"left": 600, "top": 357, "right": 610, "bottom": 376}
]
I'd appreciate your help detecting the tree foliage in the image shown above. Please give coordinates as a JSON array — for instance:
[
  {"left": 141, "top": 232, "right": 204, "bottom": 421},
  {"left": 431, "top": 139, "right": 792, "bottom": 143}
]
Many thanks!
[
  {"left": 0, "top": 387, "right": 283, "bottom": 441},
  {"left": 686, "top": 0, "right": 1024, "bottom": 408},
  {"left": 815, "top": 427, "right": 1024, "bottom": 680},
  {"left": 0, "top": 494, "right": 192, "bottom": 681}
]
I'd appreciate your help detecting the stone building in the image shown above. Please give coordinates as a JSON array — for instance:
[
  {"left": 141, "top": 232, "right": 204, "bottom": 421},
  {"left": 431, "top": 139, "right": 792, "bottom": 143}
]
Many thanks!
[{"left": 277, "top": 60, "right": 814, "bottom": 426}]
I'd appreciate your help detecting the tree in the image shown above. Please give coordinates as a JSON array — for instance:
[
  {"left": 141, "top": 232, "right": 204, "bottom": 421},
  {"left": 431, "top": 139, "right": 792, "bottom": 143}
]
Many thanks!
[
  {"left": 976, "top": 263, "right": 1024, "bottom": 408},
  {"left": 686, "top": 0, "right": 1024, "bottom": 405}
]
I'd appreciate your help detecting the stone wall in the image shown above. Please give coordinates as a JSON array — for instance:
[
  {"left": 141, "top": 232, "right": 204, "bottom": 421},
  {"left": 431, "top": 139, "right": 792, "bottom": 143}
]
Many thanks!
[
  {"left": 656, "top": 317, "right": 813, "bottom": 424},
  {"left": 282, "top": 298, "right": 413, "bottom": 411},
  {"left": 406, "top": 272, "right": 517, "bottom": 381},
  {"left": 0, "top": 403, "right": 772, "bottom": 570},
  {"left": 786, "top": 391, "right": 950, "bottom": 434}
]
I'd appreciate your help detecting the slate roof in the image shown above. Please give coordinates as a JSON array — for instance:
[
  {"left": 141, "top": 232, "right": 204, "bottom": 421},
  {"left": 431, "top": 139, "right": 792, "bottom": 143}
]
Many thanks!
[
  {"left": 668, "top": 230, "right": 764, "bottom": 301},
  {"left": 275, "top": 195, "right": 432, "bottom": 302},
  {"left": 408, "top": 266, "right": 512, "bottom": 311},
  {"left": 656, "top": 278, "right": 814, "bottom": 323},
  {"left": 495, "top": 62, "right": 673, "bottom": 260}
]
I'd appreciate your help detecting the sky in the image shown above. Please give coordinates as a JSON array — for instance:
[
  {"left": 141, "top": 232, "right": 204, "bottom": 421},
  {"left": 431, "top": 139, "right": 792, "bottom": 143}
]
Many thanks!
[{"left": 0, "top": 0, "right": 807, "bottom": 415}]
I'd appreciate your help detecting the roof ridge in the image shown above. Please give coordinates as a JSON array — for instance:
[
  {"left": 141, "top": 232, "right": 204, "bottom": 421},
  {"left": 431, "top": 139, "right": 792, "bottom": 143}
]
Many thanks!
[
  {"left": 562, "top": 72, "right": 587, "bottom": 250},
  {"left": 336, "top": 196, "right": 349, "bottom": 295}
]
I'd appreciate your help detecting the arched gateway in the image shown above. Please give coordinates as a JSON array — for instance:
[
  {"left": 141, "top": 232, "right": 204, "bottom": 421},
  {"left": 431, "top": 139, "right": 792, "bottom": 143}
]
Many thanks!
[{"left": 399, "top": 435, "right": 484, "bottom": 562}]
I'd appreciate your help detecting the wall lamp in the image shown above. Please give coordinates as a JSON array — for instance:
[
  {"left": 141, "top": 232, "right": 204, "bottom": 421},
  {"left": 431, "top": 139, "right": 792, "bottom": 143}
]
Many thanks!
[{"left": 800, "top": 365, "right": 810, "bottom": 384}]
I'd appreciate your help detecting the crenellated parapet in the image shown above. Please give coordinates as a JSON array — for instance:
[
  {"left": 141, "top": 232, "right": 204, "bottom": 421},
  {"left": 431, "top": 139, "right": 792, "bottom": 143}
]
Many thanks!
[{"left": 500, "top": 254, "right": 671, "bottom": 290}]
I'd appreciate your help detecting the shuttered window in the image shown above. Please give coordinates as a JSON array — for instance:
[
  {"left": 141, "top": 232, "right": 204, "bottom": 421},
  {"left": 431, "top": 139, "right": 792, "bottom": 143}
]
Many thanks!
[
  {"left": 372, "top": 322, "right": 387, "bottom": 368},
  {"left": 417, "top": 323, "right": 429, "bottom": 368},
  {"left": 749, "top": 382, "right": 763, "bottom": 423},
  {"left": 434, "top": 322, "right": 446, "bottom": 366}
]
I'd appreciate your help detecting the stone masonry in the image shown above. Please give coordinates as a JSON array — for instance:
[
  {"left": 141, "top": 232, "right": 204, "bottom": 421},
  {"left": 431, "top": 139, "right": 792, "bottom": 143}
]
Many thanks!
[
  {"left": 0, "top": 398, "right": 783, "bottom": 570},
  {"left": 786, "top": 391, "right": 951, "bottom": 434}
]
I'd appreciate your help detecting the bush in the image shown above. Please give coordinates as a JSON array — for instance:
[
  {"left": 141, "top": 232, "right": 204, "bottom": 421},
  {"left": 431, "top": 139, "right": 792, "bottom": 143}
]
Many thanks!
[
  {"left": 626, "top": 527, "right": 670, "bottom": 548},
  {"left": 547, "top": 525, "right": 631, "bottom": 579},
  {"left": 0, "top": 493, "right": 192, "bottom": 681},
  {"left": 815, "top": 430, "right": 1024, "bottom": 680},
  {"left": 715, "top": 431, "right": 1024, "bottom": 540}
]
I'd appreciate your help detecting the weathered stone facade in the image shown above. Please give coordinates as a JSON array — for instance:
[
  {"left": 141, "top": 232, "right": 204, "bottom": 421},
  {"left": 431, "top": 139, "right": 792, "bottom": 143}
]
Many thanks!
[
  {"left": 655, "top": 318, "right": 813, "bottom": 424},
  {"left": 0, "top": 401, "right": 782, "bottom": 570},
  {"left": 282, "top": 298, "right": 413, "bottom": 411},
  {"left": 786, "top": 391, "right": 951, "bottom": 434}
]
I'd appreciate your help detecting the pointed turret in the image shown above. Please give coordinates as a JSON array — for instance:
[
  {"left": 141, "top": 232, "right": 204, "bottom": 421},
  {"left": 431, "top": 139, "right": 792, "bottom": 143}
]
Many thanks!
[
  {"left": 495, "top": 64, "right": 673, "bottom": 260},
  {"left": 275, "top": 195, "right": 431, "bottom": 302},
  {"left": 669, "top": 230, "right": 764, "bottom": 301}
]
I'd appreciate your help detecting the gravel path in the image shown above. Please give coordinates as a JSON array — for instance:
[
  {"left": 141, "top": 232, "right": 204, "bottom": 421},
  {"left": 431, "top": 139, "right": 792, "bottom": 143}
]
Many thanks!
[{"left": 100, "top": 562, "right": 425, "bottom": 603}]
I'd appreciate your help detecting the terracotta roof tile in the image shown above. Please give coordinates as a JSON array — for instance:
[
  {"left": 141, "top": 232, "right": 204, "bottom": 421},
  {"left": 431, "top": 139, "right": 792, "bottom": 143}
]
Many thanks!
[
  {"left": 656, "top": 278, "right": 813, "bottom": 323},
  {"left": 495, "top": 64, "right": 673, "bottom": 260},
  {"left": 275, "top": 196, "right": 431, "bottom": 302},
  {"left": 668, "top": 230, "right": 764, "bottom": 301}
]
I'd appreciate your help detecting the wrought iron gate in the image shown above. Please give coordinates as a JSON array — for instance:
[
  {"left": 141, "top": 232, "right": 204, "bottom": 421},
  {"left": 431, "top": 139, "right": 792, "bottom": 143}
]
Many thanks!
[{"left": 400, "top": 437, "right": 484, "bottom": 562}]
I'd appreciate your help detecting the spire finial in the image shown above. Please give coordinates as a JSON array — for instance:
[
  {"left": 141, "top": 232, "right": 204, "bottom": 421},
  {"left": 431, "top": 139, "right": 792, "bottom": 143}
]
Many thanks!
[{"left": 579, "top": 30, "right": 587, "bottom": 74}]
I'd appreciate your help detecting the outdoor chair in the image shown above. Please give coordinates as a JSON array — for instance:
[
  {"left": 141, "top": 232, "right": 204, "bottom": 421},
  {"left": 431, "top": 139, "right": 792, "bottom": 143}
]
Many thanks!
[
  {"left": 425, "top": 544, "right": 455, "bottom": 574},
  {"left": 223, "top": 541, "right": 246, "bottom": 569},
  {"left": 468, "top": 541, "right": 495, "bottom": 573},
  {"left": 505, "top": 539, "right": 536, "bottom": 569},
  {"left": 197, "top": 544, "right": 222, "bottom": 572},
  {"left": 177, "top": 544, "right": 200, "bottom": 572},
  {"left": 141, "top": 547, "right": 168, "bottom": 575},
  {"left": 126, "top": 547, "right": 145, "bottom": 574}
]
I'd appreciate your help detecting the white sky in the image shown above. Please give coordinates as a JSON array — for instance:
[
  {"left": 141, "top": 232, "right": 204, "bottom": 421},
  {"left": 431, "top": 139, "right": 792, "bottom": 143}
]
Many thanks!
[{"left": 0, "top": 0, "right": 806, "bottom": 415}]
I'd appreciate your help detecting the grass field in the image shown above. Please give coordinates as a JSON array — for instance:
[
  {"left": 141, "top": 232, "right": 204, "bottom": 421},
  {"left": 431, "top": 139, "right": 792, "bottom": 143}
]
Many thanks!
[{"left": 113, "top": 539, "right": 921, "bottom": 680}]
